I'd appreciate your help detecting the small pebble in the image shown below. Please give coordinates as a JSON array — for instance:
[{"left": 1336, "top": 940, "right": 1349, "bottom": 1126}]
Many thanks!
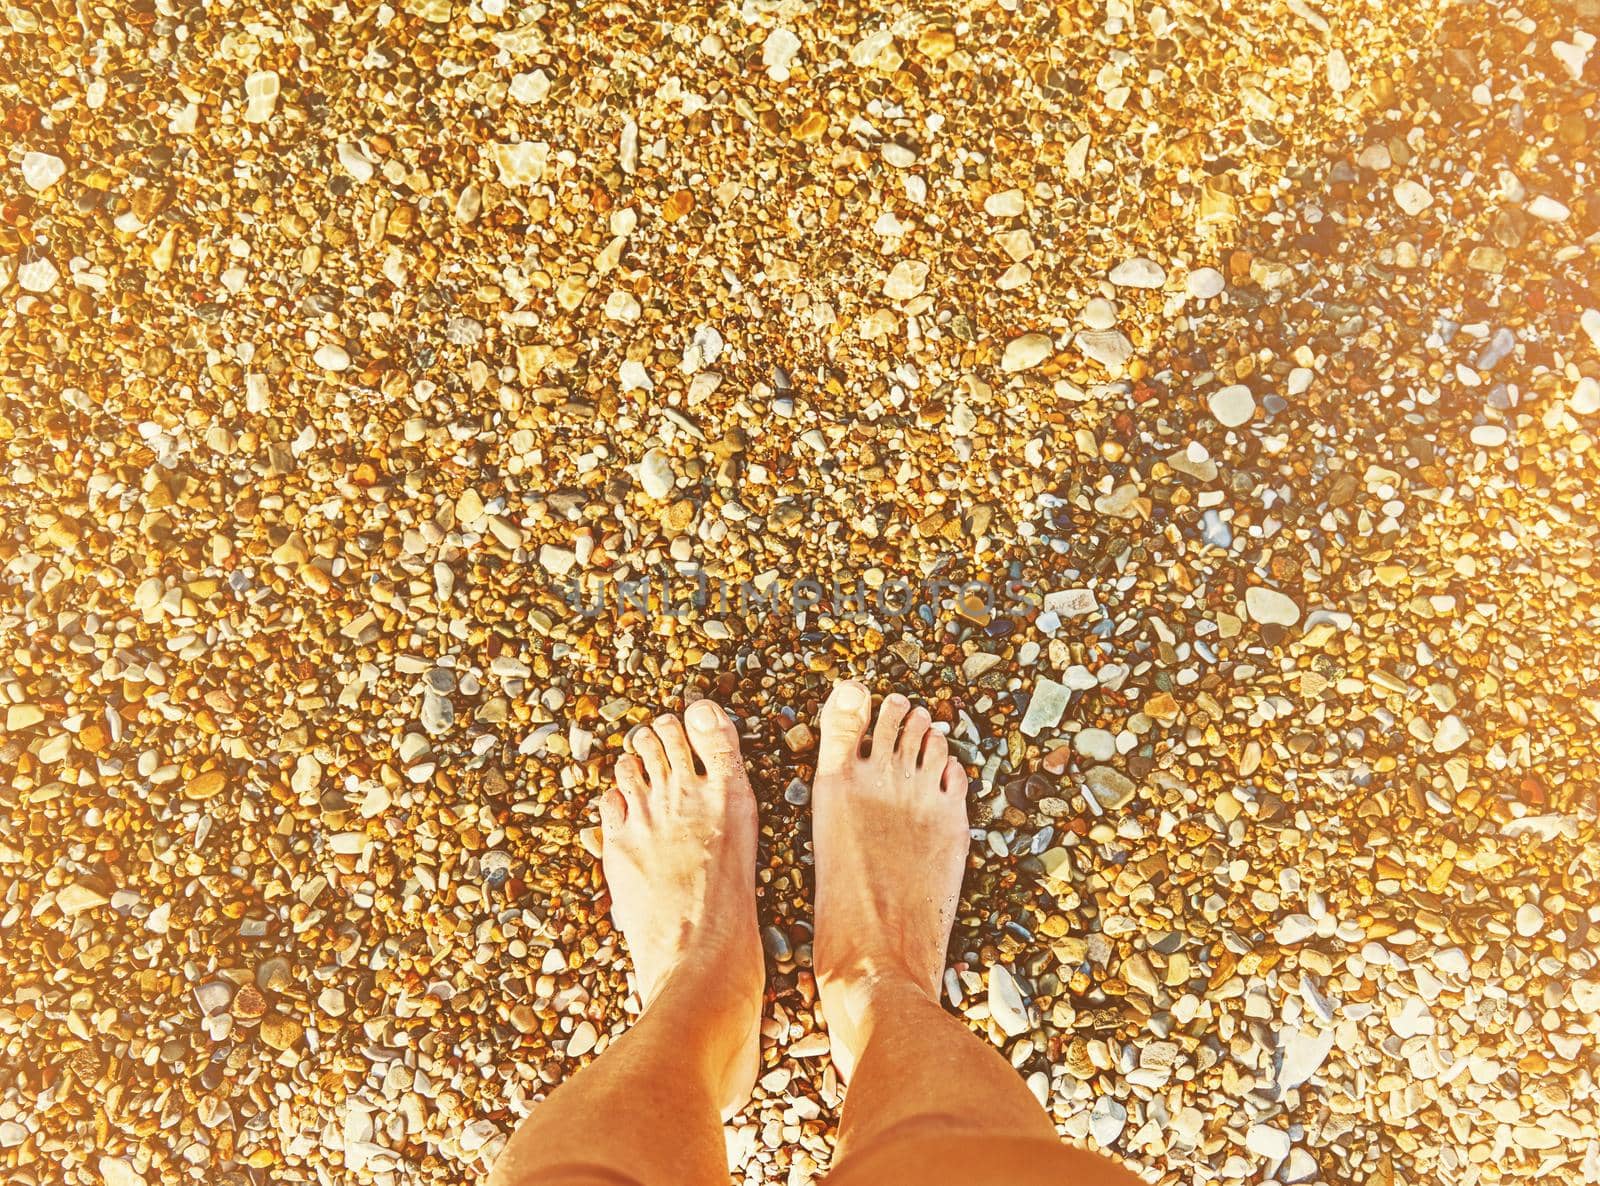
[
  {"left": 1001, "top": 333, "right": 1054, "bottom": 372},
  {"left": 1245, "top": 586, "right": 1301, "bottom": 627},
  {"left": 638, "top": 449, "right": 676, "bottom": 500},
  {"left": 986, "top": 964, "right": 1031, "bottom": 1037},
  {"left": 20, "top": 151, "right": 65, "bottom": 191},
  {"left": 1208, "top": 384, "right": 1256, "bottom": 427},
  {"left": 1108, "top": 257, "right": 1166, "bottom": 288},
  {"left": 1393, "top": 179, "right": 1434, "bottom": 214}
]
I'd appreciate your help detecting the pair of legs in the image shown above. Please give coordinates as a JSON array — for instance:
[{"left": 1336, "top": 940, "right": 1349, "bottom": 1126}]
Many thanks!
[{"left": 489, "top": 681, "right": 1141, "bottom": 1186}]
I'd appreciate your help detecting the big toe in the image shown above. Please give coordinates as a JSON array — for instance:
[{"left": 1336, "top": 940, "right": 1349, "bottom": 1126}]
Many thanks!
[
  {"left": 685, "top": 698, "right": 743, "bottom": 777},
  {"left": 818, "top": 680, "right": 871, "bottom": 771}
]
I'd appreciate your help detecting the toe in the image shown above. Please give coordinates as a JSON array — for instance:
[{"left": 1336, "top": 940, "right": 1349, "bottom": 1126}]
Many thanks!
[
  {"left": 818, "top": 679, "right": 871, "bottom": 770},
  {"left": 652, "top": 713, "right": 697, "bottom": 775},
  {"left": 630, "top": 725, "right": 670, "bottom": 787},
  {"left": 600, "top": 784, "right": 629, "bottom": 832},
  {"left": 919, "top": 726, "right": 949, "bottom": 771},
  {"left": 941, "top": 756, "right": 969, "bottom": 797},
  {"left": 898, "top": 706, "right": 931, "bottom": 760},
  {"left": 615, "top": 754, "right": 648, "bottom": 805},
  {"left": 685, "top": 698, "right": 742, "bottom": 776},
  {"left": 872, "top": 693, "right": 911, "bottom": 757}
]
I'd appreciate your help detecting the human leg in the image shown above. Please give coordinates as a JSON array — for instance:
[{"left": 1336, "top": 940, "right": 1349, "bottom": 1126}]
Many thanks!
[
  {"left": 809, "top": 681, "right": 1143, "bottom": 1186},
  {"left": 488, "top": 703, "right": 762, "bottom": 1186}
]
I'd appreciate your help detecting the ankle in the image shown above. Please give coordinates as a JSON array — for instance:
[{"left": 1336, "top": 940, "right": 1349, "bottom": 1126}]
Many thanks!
[
  {"left": 621, "top": 973, "right": 760, "bottom": 1115},
  {"left": 645, "top": 954, "right": 763, "bottom": 1023},
  {"left": 817, "top": 964, "right": 942, "bottom": 1081},
  {"left": 818, "top": 941, "right": 942, "bottom": 1003},
  {"left": 819, "top": 960, "right": 939, "bottom": 1035}
]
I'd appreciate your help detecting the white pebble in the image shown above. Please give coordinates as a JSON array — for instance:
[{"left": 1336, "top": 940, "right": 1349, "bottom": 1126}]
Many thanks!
[
  {"left": 538, "top": 545, "right": 576, "bottom": 577},
  {"left": 1075, "top": 330, "right": 1133, "bottom": 371},
  {"left": 1043, "top": 588, "right": 1098, "bottom": 617},
  {"left": 681, "top": 324, "right": 723, "bottom": 373},
  {"left": 1433, "top": 947, "right": 1470, "bottom": 978},
  {"left": 21, "top": 151, "right": 65, "bottom": 192},
  {"left": 1277, "top": 1026, "right": 1335, "bottom": 1089},
  {"left": 1275, "top": 914, "right": 1317, "bottom": 944},
  {"left": 1284, "top": 1148, "right": 1319, "bottom": 1183},
  {"left": 986, "top": 963, "right": 1030, "bottom": 1036},
  {"left": 1001, "top": 333, "right": 1053, "bottom": 372},
  {"left": 98, "top": 1158, "right": 147, "bottom": 1186},
  {"left": 638, "top": 449, "right": 676, "bottom": 500},
  {"left": 1569, "top": 981, "right": 1600, "bottom": 1012},
  {"left": 763, "top": 27, "right": 802, "bottom": 79},
  {"left": 883, "top": 260, "right": 929, "bottom": 300},
  {"left": 16, "top": 257, "right": 59, "bottom": 294},
  {"left": 1432, "top": 714, "right": 1469, "bottom": 753},
  {"left": 1525, "top": 194, "right": 1570, "bottom": 222},
  {"left": 1581, "top": 308, "right": 1600, "bottom": 352},
  {"left": 291, "top": 755, "right": 322, "bottom": 794},
  {"left": 1515, "top": 902, "right": 1544, "bottom": 937},
  {"left": 1184, "top": 267, "right": 1225, "bottom": 299},
  {"left": 619, "top": 359, "right": 653, "bottom": 391},
  {"left": 984, "top": 188, "right": 1026, "bottom": 217},
  {"left": 1245, "top": 586, "right": 1301, "bottom": 627},
  {"left": 494, "top": 141, "right": 549, "bottom": 186},
  {"left": 1208, "top": 384, "right": 1256, "bottom": 427},
  {"left": 1552, "top": 37, "right": 1591, "bottom": 81},
  {"left": 1074, "top": 728, "right": 1116, "bottom": 761},
  {"left": 882, "top": 142, "right": 918, "bottom": 168},
  {"left": 1390, "top": 996, "right": 1434, "bottom": 1038},
  {"left": 1080, "top": 297, "right": 1118, "bottom": 330},
  {"left": 567, "top": 1020, "right": 598, "bottom": 1057},
  {"left": 1570, "top": 377, "right": 1599, "bottom": 415},
  {"left": 604, "top": 291, "right": 641, "bottom": 322},
  {"left": 1062, "top": 665, "right": 1099, "bottom": 691},
  {"left": 1090, "top": 1096, "right": 1127, "bottom": 1147},
  {"left": 313, "top": 344, "right": 351, "bottom": 371},
  {"left": 849, "top": 29, "right": 895, "bottom": 69},
  {"left": 1326, "top": 48, "right": 1351, "bottom": 92},
  {"left": 510, "top": 70, "right": 551, "bottom": 104},
  {"left": 1393, "top": 179, "right": 1433, "bottom": 215},
  {"left": 1108, "top": 256, "right": 1165, "bottom": 288},
  {"left": 337, "top": 141, "right": 375, "bottom": 183},
  {"left": 1357, "top": 143, "right": 1391, "bottom": 170},
  {"left": 1245, "top": 1124, "right": 1291, "bottom": 1164},
  {"left": 243, "top": 70, "right": 280, "bottom": 123}
]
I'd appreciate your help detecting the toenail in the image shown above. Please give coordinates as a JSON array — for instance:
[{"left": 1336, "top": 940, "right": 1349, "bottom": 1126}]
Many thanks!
[
  {"left": 833, "top": 681, "right": 866, "bottom": 708},
  {"left": 687, "top": 700, "right": 723, "bottom": 728}
]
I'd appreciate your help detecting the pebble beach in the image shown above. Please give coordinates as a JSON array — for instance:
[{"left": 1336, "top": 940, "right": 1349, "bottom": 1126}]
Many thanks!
[{"left": 2, "top": 0, "right": 1598, "bottom": 1183}]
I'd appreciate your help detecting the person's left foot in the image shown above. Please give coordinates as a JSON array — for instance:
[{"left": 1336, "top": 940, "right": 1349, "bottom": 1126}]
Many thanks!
[{"left": 599, "top": 700, "right": 764, "bottom": 1118}]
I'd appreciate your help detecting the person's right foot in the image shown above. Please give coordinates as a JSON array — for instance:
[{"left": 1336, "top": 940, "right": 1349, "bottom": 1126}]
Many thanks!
[{"left": 811, "top": 680, "right": 971, "bottom": 1079}]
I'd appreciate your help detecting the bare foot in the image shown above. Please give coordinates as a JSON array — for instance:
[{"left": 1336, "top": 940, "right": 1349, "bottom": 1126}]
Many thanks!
[
  {"left": 599, "top": 700, "right": 764, "bottom": 1117},
  {"left": 811, "top": 680, "right": 970, "bottom": 1079}
]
